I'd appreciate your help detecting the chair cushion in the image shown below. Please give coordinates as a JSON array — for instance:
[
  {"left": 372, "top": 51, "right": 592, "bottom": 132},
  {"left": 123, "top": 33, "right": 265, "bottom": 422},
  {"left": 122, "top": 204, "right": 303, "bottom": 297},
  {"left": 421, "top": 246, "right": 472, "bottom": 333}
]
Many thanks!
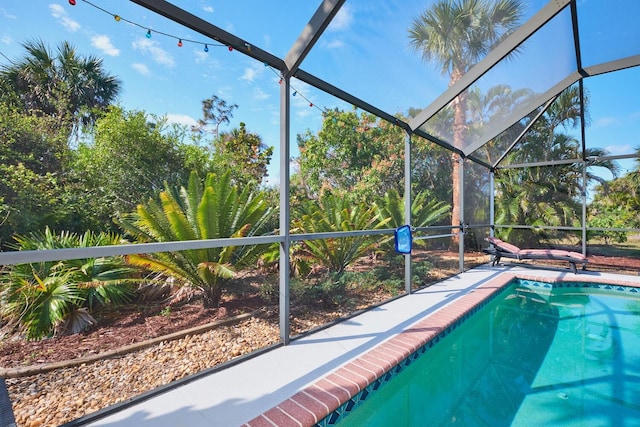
[
  {"left": 567, "top": 251, "right": 587, "bottom": 261},
  {"left": 486, "top": 237, "right": 521, "bottom": 254}
]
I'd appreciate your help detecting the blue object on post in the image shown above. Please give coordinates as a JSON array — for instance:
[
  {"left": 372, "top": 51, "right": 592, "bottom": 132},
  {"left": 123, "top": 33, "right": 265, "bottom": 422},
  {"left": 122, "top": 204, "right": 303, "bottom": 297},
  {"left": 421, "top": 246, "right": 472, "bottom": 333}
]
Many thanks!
[{"left": 394, "top": 225, "right": 412, "bottom": 254}]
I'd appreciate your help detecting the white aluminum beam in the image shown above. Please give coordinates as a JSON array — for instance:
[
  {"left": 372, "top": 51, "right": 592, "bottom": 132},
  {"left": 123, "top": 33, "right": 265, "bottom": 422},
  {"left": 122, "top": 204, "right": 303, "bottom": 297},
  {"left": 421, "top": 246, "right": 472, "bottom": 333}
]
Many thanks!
[
  {"left": 583, "top": 55, "right": 640, "bottom": 77},
  {"left": 463, "top": 71, "right": 582, "bottom": 157},
  {"left": 284, "top": 0, "right": 346, "bottom": 77}
]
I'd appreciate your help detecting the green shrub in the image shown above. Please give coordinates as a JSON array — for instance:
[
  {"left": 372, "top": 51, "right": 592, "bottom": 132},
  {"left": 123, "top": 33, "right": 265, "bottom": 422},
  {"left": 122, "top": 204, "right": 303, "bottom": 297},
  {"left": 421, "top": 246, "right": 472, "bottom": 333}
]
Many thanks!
[
  {"left": 0, "top": 227, "right": 137, "bottom": 339},
  {"left": 118, "top": 170, "right": 276, "bottom": 308},
  {"left": 289, "top": 274, "right": 349, "bottom": 308},
  {"left": 293, "top": 193, "right": 388, "bottom": 275}
]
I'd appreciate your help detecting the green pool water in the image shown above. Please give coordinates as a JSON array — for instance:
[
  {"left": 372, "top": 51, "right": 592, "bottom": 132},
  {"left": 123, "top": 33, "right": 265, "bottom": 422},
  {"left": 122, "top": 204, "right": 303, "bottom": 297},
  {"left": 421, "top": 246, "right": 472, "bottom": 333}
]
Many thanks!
[{"left": 336, "top": 281, "right": 640, "bottom": 426}]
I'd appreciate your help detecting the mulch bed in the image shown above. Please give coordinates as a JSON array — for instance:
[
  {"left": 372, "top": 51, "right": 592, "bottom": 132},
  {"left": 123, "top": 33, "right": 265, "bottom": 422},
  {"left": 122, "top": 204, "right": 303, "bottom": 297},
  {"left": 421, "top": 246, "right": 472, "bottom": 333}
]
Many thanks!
[
  {"left": 0, "top": 296, "right": 263, "bottom": 369},
  {"left": 0, "top": 252, "right": 637, "bottom": 369}
]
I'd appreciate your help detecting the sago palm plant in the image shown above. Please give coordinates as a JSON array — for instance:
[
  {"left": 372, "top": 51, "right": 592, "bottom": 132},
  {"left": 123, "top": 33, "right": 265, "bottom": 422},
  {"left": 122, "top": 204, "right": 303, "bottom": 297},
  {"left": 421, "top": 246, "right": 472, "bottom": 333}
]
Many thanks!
[
  {"left": 0, "top": 227, "right": 136, "bottom": 339},
  {"left": 117, "top": 171, "right": 276, "bottom": 307},
  {"left": 376, "top": 188, "right": 450, "bottom": 229},
  {"left": 293, "top": 193, "right": 388, "bottom": 275},
  {"left": 375, "top": 188, "right": 450, "bottom": 248}
]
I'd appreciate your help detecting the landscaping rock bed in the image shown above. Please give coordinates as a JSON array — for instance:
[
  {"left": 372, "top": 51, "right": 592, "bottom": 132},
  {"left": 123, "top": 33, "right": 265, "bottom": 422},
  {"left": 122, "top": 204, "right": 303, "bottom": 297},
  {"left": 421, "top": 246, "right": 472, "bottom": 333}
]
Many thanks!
[{"left": 3, "top": 250, "right": 636, "bottom": 426}]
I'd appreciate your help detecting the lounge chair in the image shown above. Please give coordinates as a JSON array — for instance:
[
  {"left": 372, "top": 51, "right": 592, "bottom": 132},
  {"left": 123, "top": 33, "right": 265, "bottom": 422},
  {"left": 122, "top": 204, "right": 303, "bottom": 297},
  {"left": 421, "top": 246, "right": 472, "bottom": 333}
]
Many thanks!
[{"left": 484, "top": 236, "right": 588, "bottom": 274}]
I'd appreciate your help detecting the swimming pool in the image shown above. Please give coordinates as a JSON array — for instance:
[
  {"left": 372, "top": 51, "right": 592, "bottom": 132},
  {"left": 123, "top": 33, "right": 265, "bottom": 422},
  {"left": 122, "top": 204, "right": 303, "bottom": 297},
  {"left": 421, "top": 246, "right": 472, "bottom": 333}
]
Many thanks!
[{"left": 326, "top": 279, "right": 640, "bottom": 426}]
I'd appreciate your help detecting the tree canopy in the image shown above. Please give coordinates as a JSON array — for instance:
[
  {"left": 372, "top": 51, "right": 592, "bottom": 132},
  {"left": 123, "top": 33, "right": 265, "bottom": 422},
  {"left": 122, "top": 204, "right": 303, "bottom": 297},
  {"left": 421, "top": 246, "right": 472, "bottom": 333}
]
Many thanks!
[{"left": 0, "top": 39, "right": 121, "bottom": 136}]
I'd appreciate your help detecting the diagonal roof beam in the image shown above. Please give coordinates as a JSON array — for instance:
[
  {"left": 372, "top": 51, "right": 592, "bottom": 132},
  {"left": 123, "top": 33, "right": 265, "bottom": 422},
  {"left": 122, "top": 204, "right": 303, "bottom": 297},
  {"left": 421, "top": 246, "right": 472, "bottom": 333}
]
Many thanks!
[
  {"left": 129, "top": 0, "right": 285, "bottom": 70},
  {"left": 284, "top": 0, "right": 346, "bottom": 78},
  {"left": 292, "top": 69, "right": 464, "bottom": 156},
  {"left": 583, "top": 55, "right": 640, "bottom": 76},
  {"left": 464, "top": 154, "right": 494, "bottom": 171},
  {"left": 492, "top": 95, "right": 557, "bottom": 169},
  {"left": 408, "top": 0, "right": 571, "bottom": 133},
  {"left": 464, "top": 57, "right": 640, "bottom": 160},
  {"left": 464, "top": 71, "right": 582, "bottom": 157},
  {"left": 292, "top": 69, "right": 411, "bottom": 131}
]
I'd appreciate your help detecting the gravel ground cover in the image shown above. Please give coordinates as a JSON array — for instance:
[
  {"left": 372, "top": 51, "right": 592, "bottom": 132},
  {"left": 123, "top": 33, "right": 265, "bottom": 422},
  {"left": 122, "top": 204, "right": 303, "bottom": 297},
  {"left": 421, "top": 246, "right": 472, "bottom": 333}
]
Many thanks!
[{"left": 4, "top": 250, "right": 636, "bottom": 426}]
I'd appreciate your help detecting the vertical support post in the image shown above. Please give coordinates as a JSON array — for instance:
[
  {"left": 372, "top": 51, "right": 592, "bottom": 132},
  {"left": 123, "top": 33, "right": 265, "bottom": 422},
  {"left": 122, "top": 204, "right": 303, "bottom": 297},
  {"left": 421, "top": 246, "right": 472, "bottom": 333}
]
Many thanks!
[
  {"left": 582, "top": 161, "right": 587, "bottom": 256},
  {"left": 458, "top": 157, "right": 465, "bottom": 273},
  {"left": 403, "top": 130, "right": 412, "bottom": 294},
  {"left": 490, "top": 169, "right": 495, "bottom": 238},
  {"left": 578, "top": 79, "right": 588, "bottom": 257},
  {"left": 279, "top": 76, "right": 291, "bottom": 345}
]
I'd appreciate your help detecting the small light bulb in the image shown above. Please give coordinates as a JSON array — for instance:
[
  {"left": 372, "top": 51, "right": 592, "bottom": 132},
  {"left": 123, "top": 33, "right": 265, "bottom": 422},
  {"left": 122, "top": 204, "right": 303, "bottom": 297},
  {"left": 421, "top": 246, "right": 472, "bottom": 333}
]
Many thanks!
[
  {"left": 293, "top": 91, "right": 297, "bottom": 96},
  {"left": 177, "top": 39, "right": 183, "bottom": 47},
  {"left": 309, "top": 103, "right": 313, "bottom": 107},
  {"left": 279, "top": 78, "right": 283, "bottom": 85},
  {"left": 114, "top": 15, "right": 121, "bottom": 22},
  {"left": 146, "top": 30, "right": 152, "bottom": 38},
  {"left": 69, "top": 0, "right": 76, "bottom": 5},
  {"left": 228, "top": 46, "right": 233, "bottom": 52},
  {"left": 204, "top": 44, "right": 209, "bottom": 52}
]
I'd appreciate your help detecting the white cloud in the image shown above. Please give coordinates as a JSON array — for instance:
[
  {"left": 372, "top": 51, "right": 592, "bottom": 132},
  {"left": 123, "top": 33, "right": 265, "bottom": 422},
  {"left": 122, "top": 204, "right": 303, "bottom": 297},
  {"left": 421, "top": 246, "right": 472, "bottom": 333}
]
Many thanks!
[
  {"left": 263, "top": 34, "right": 271, "bottom": 48},
  {"left": 132, "top": 62, "right": 150, "bottom": 76},
  {"left": 324, "top": 39, "right": 345, "bottom": 49},
  {"left": 1, "top": 8, "right": 17, "bottom": 19},
  {"left": 263, "top": 173, "right": 279, "bottom": 187},
  {"left": 292, "top": 92, "right": 315, "bottom": 117},
  {"left": 217, "top": 85, "right": 234, "bottom": 101},
  {"left": 91, "top": 35, "right": 120, "bottom": 56},
  {"left": 201, "top": 3, "right": 214, "bottom": 13},
  {"left": 253, "top": 88, "right": 270, "bottom": 101},
  {"left": 604, "top": 144, "right": 633, "bottom": 155},
  {"left": 132, "top": 38, "right": 175, "bottom": 67},
  {"left": 49, "top": 4, "right": 81, "bottom": 32},
  {"left": 241, "top": 67, "right": 258, "bottom": 82},
  {"left": 594, "top": 117, "right": 620, "bottom": 128},
  {"left": 328, "top": 5, "right": 353, "bottom": 31},
  {"left": 1, "top": 35, "right": 12, "bottom": 45},
  {"left": 166, "top": 113, "right": 198, "bottom": 127},
  {"left": 194, "top": 50, "right": 208, "bottom": 63},
  {"left": 240, "top": 63, "right": 265, "bottom": 82},
  {"left": 291, "top": 82, "right": 316, "bottom": 118},
  {"left": 296, "top": 106, "right": 313, "bottom": 118}
]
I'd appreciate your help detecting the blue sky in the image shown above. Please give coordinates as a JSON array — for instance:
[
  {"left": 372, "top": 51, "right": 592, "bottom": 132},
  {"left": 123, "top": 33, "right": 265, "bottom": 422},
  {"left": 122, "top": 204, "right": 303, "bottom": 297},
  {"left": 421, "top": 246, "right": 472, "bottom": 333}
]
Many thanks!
[{"left": 1, "top": 0, "right": 638, "bottom": 186}]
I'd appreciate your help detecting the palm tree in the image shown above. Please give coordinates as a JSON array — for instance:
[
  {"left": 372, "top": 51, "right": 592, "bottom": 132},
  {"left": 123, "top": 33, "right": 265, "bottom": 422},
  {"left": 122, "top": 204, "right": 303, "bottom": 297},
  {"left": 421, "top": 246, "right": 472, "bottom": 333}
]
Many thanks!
[
  {"left": 293, "top": 193, "right": 388, "bottom": 275},
  {"left": 0, "top": 228, "right": 136, "bottom": 339},
  {"left": 117, "top": 171, "right": 276, "bottom": 307},
  {"left": 494, "top": 85, "right": 619, "bottom": 246},
  {"left": 0, "top": 39, "right": 121, "bottom": 133},
  {"left": 376, "top": 188, "right": 450, "bottom": 229},
  {"left": 408, "top": 0, "right": 524, "bottom": 247}
]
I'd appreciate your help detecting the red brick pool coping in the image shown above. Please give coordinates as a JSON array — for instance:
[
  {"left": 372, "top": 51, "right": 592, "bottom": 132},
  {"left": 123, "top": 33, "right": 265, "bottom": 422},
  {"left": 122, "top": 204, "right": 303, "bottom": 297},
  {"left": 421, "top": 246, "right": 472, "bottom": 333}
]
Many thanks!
[{"left": 243, "top": 272, "right": 640, "bottom": 427}]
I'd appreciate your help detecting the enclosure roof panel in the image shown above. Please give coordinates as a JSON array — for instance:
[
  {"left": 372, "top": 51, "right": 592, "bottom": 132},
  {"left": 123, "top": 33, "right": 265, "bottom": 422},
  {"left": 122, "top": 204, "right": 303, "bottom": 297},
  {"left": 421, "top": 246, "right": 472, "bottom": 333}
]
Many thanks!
[{"left": 129, "top": 0, "right": 639, "bottom": 166}]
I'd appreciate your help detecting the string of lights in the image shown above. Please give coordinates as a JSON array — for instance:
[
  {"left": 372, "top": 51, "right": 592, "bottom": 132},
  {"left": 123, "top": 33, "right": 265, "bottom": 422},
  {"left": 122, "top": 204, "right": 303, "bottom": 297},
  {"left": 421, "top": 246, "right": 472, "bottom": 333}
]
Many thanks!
[{"left": 67, "top": 0, "right": 327, "bottom": 113}]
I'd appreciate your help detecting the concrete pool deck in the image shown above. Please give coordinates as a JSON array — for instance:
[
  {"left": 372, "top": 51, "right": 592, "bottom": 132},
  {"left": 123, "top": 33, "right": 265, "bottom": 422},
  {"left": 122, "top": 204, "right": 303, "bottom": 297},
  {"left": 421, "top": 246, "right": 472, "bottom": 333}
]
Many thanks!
[{"left": 82, "top": 265, "right": 640, "bottom": 427}]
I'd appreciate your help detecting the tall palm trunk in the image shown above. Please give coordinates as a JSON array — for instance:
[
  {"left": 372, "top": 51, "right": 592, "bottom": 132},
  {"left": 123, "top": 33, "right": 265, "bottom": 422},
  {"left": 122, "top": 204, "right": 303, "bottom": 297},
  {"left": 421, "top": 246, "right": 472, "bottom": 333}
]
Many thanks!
[
  {"left": 408, "top": 0, "right": 526, "bottom": 251},
  {"left": 450, "top": 70, "right": 467, "bottom": 249}
]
